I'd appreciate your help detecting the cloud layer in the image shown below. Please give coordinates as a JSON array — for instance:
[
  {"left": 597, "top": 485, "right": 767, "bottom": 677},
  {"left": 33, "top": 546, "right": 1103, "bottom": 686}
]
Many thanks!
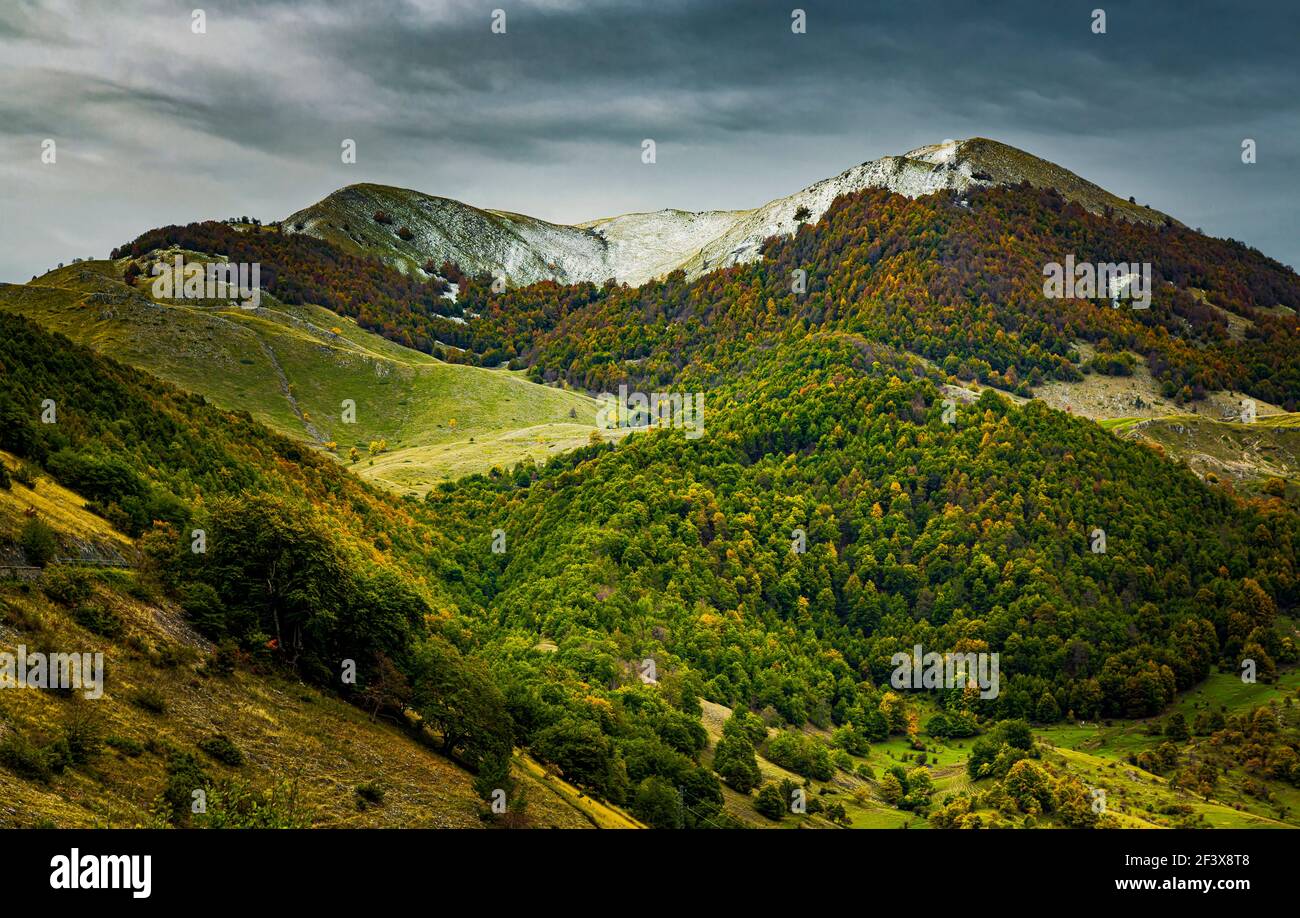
[{"left": 2, "top": 0, "right": 1296, "bottom": 280}]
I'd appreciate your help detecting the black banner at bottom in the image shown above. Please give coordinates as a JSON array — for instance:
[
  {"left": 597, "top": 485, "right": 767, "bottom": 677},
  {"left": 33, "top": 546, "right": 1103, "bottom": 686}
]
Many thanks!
[{"left": 0, "top": 827, "right": 1283, "bottom": 904}]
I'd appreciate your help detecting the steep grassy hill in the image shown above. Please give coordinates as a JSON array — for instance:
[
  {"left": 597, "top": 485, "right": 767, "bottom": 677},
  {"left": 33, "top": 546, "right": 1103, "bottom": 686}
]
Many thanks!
[
  {"left": 0, "top": 454, "right": 634, "bottom": 828},
  {"left": 0, "top": 259, "right": 612, "bottom": 494}
]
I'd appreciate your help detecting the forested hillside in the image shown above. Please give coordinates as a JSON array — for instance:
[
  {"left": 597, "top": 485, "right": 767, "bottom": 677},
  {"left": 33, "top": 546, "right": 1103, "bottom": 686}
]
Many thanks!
[
  {"left": 109, "top": 182, "right": 1300, "bottom": 413},
  {"left": 110, "top": 222, "right": 465, "bottom": 358},
  {"left": 422, "top": 335, "right": 1297, "bottom": 724},
  {"left": 446, "top": 184, "right": 1300, "bottom": 410}
]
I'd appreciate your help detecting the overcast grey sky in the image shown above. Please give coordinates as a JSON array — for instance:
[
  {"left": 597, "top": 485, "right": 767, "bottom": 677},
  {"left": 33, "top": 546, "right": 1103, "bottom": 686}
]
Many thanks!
[{"left": 1, "top": 0, "right": 1297, "bottom": 281}]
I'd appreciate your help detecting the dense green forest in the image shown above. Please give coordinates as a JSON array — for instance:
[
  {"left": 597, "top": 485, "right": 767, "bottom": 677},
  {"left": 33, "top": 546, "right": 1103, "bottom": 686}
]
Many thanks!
[{"left": 422, "top": 335, "right": 1296, "bottom": 729}]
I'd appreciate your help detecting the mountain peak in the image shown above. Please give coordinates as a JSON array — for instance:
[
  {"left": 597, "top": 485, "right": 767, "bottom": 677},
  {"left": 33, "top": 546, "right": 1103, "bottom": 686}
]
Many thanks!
[
  {"left": 905, "top": 137, "right": 1173, "bottom": 226},
  {"left": 904, "top": 138, "right": 964, "bottom": 164}
]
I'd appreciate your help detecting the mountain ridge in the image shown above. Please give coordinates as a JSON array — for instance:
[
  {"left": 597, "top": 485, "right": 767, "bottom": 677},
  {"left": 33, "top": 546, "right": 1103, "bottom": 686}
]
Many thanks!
[{"left": 284, "top": 137, "right": 1176, "bottom": 288}]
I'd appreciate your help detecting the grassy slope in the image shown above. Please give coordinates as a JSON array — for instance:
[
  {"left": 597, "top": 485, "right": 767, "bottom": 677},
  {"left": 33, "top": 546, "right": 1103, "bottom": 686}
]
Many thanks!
[
  {"left": 515, "top": 755, "right": 645, "bottom": 829},
  {"left": 939, "top": 341, "right": 1296, "bottom": 484},
  {"left": 0, "top": 453, "right": 132, "bottom": 562},
  {"left": 0, "top": 260, "right": 612, "bottom": 494},
  {"left": 0, "top": 460, "right": 623, "bottom": 828},
  {"left": 960, "top": 138, "right": 1176, "bottom": 227},
  {"left": 1035, "top": 669, "right": 1300, "bottom": 829},
  {"left": 1107, "top": 412, "right": 1300, "bottom": 483}
]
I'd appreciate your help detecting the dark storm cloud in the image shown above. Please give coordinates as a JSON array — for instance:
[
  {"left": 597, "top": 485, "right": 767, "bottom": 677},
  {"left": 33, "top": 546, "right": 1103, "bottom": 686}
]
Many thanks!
[{"left": 1, "top": 0, "right": 1296, "bottom": 280}]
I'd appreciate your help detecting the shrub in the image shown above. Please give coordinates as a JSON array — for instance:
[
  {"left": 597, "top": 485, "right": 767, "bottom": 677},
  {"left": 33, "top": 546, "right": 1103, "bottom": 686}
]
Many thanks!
[
  {"left": 151, "top": 642, "right": 199, "bottom": 669},
  {"left": 202, "top": 641, "right": 239, "bottom": 678},
  {"left": 191, "top": 779, "right": 309, "bottom": 828},
  {"left": 472, "top": 750, "right": 512, "bottom": 808},
  {"left": 831, "top": 723, "right": 871, "bottom": 756},
  {"left": 106, "top": 735, "right": 145, "bottom": 757},
  {"left": 13, "top": 463, "right": 37, "bottom": 488},
  {"left": 764, "top": 730, "right": 834, "bottom": 781},
  {"left": 19, "top": 517, "right": 57, "bottom": 567},
  {"left": 73, "top": 602, "right": 123, "bottom": 638},
  {"left": 197, "top": 733, "right": 245, "bottom": 767},
  {"left": 124, "top": 576, "right": 154, "bottom": 602},
  {"left": 160, "top": 750, "right": 210, "bottom": 825},
  {"left": 754, "top": 782, "right": 786, "bottom": 820},
  {"left": 41, "top": 566, "right": 91, "bottom": 604},
  {"left": 880, "top": 765, "right": 934, "bottom": 812},
  {"left": 61, "top": 707, "right": 102, "bottom": 765},
  {"left": 355, "top": 781, "right": 386, "bottom": 809},
  {"left": 43, "top": 736, "right": 75, "bottom": 774},
  {"left": 967, "top": 719, "right": 1038, "bottom": 780},
  {"left": 397, "top": 226, "right": 414, "bottom": 241},
  {"left": 131, "top": 685, "right": 167, "bottom": 714},
  {"left": 927, "top": 710, "right": 978, "bottom": 738},
  {"left": 1003, "top": 760, "right": 1056, "bottom": 815},
  {"left": 372, "top": 211, "right": 393, "bottom": 225},
  {"left": 0, "top": 732, "right": 53, "bottom": 783}
]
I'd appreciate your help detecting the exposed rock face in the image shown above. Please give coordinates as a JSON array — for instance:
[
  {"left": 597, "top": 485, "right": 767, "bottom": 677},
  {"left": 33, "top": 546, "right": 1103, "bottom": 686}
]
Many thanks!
[{"left": 285, "top": 138, "right": 1176, "bottom": 288}]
